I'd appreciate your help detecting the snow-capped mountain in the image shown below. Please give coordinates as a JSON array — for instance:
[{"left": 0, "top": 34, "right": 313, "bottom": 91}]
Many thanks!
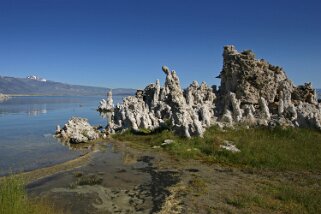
[
  {"left": 26, "top": 75, "right": 47, "bottom": 82},
  {"left": 0, "top": 75, "right": 135, "bottom": 96}
]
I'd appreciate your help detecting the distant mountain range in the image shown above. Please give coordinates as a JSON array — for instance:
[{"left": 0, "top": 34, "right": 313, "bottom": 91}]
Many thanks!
[
  {"left": 0, "top": 76, "right": 136, "bottom": 96},
  {"left": 0, "top": 75, "right": 319, "bottom": 98}
]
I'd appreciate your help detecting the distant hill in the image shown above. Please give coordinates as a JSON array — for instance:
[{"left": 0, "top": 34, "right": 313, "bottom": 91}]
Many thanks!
[
  {"left": 317, "top": 89, "right": 321, "bottom": 99},
  {"left": 0, "top": 76, "right": 136, "bottom": 96}
]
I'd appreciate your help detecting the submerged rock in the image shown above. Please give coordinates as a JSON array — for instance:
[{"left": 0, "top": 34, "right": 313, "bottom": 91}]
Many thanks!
[{"left": 55, "top": 117, "right": 100, "bottom": 143}]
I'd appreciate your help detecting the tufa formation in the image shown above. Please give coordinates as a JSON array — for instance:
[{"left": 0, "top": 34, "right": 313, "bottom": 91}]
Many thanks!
[
  {"left": 103, "top": 45, "right": 321, "bottom": 138},
  {"left": 55, "top": 117, "right": 103, "bottom": 143},
  {"left": 98, "top": 90, "right": 114, "bottom": 112},
  {"left": 0, "top": 93, "right": 10, "bottom": 102},
  {"left": 57, "top": 45, "right": 321, "bottom": 142}
]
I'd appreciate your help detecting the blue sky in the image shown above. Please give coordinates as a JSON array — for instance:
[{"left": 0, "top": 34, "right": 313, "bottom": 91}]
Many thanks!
[{"left": 0, "top": 0, "right": 320, "bottom": 89}]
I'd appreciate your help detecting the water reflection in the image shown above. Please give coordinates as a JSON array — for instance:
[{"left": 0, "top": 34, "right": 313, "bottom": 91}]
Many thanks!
[
  {"left": 27, "top": 104, "right": 47, "bottom": 116},
  {"left": 0, "top": 96, "right": 10, "bottom": 103},
  {"left": 121, "top": 152, "right": 138, "bottom": 165},
  {"left": 0, "top": 95, "right": 128, "bottom": 175},
  {"left": 57, "top": 138, "right": 103, "bottom": 151},
  {"left": 0, "top": 96, "right": 100, "bottom": 116},
  {"left": 0, "top": 96, "right": 112, "bottom": 175}
]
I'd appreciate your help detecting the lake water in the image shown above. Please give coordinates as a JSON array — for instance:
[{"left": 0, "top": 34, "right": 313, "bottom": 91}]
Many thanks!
[{"left": 0, "top": 96, "right": 124, "bottom": 176}]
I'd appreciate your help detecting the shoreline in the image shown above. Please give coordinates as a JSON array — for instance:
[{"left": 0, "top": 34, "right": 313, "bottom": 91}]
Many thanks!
[
  {"left": 6, "top": 94, "right": 102, "bottom": 97},
  {"left": 0, "top": 139, "right": 116, "bottom": 183},
  {"left": 6, "top": 94, "right": 134, "bottom": 97},
  {"left": 0, "top": 151, "right": 94, "bottom": 184},
  {"left": 1, "top": 129, "right": 321, "bottom": 213}
]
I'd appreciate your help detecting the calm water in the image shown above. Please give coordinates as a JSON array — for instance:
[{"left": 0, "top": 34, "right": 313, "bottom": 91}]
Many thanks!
[{"left": 0, "top": 96, "right": 124, "bottom": 176}]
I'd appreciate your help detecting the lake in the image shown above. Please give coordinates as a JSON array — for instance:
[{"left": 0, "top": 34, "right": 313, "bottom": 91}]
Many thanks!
[{"left": 0, "top": 96, "right": 124, "bottom": 176}]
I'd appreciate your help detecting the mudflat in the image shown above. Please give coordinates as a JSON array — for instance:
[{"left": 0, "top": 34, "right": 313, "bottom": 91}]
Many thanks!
[{"left": 25, "top": 136, "right": 321, "bottom": 213}]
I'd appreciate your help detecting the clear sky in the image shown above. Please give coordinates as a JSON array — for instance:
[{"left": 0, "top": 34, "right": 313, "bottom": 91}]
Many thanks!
[{"left": 0, "top": 0, "right": 320, "bottom": 89}]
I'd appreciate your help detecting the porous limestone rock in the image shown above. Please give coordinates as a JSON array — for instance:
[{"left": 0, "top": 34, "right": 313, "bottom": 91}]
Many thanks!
[
  {"left": 98, "top": 45, "right": 321, "bottom": 138},
  {"left": 219, "top": 46, "right": 291, "bottom": 104},
  {"left": 216, "top": 45, "right": 321, "bottom": 130},
  {"left": 110, "top": 66, "right": 216, "bottom": 138},
  {"left": 56, "top": 46, "right": 320, "bottom": 141},
  {"left": 220, "top": 141, "right": 240, "bottom": 153},
  {"left": 98, "top": 90, "right": 114, "bottom": 112},
  {"left": 55, "top": 117, "right": 100, "bottom": 143},
  {"left": 161, "top": 139, "right": 175, "bottom": 146}
]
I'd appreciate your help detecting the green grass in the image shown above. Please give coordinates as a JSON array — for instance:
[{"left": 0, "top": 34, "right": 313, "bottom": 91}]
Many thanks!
[
  {"left": 69, "top": 173, "right": 103, "bottom": 188},
  {"left": 114, "top": 126, "right": 321, "bottom": 213},
  {"left": 113, "top": 126, "right": 321, "bottom": 172},
  {"left": 0, "top": 175, "right": 26, "bottom": 214},
  {"left": 188, "top": 176, "right": 208, "bottom": 195},
  {"left": 0, "top": 175, "right": 64, "bottom": 214},
  {"left": 225, "top": 179, "right": 321, "bottom": 214}
]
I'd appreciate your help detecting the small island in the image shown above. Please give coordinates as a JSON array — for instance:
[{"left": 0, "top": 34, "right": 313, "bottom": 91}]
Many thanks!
[{"left": 0, "top": 93, "right": 10, "bottom": 102}]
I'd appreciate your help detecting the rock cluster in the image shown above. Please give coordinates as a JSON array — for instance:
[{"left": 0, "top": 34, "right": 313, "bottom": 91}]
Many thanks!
[
  {"left": 108, "top": 66, "right": 216, "bottom": 137},
  {"left": 55, "top": 117, "right": 101, "bottom": 143},
  {"left": 105, "top": 46, "right": 321, "bottom": 137},
  {"left": 0, "top": 93, "right": 10, "bottom": 102},
  {"left": 57, "top": 46, "right": 320, "bottom": 141},
  {"left": 217, "top": 46, "right": 321, "bottom": 130},
  {"left": 98, "top": 90, "right": 114, "bottom": 112}
]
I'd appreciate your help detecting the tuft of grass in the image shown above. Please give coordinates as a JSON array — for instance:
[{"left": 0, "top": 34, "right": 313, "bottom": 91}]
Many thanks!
[
  {"left": 70, "top": 173, "right": 103, "bottom": 188},
  {"left": 270, "top": 183, "right": 321, "bottom": 213},
  {"left": 73, "top": 171, "right": 83, "bottom": 178},
  {"left": 188, "top": 176, "right": 208, "bottom": 195},
  {"left": 0, "top": 175, "right": 26, "bottom": 214},
  {"left": 225, "top": 197, "right": 246, "bottom": 208},
  {"left": 0, "top": 175, "right": 63, "bottom": 214},
  {"left": 76, "top": 174, "right": 103, "bottom": 186},
  {"left": 225, "top": 180, "right": 321, "bottom": 213}
]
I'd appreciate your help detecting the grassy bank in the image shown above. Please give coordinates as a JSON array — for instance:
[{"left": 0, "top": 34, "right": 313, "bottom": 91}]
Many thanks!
[
  {"left": 114, "top": 127, "right": 321, "bottom": 213},
  {"left": 0, "top": 175, "right": 64, "bottom": 214},
  {"left": 114, "top": 126, "right": 321, "bottom": 172}
]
